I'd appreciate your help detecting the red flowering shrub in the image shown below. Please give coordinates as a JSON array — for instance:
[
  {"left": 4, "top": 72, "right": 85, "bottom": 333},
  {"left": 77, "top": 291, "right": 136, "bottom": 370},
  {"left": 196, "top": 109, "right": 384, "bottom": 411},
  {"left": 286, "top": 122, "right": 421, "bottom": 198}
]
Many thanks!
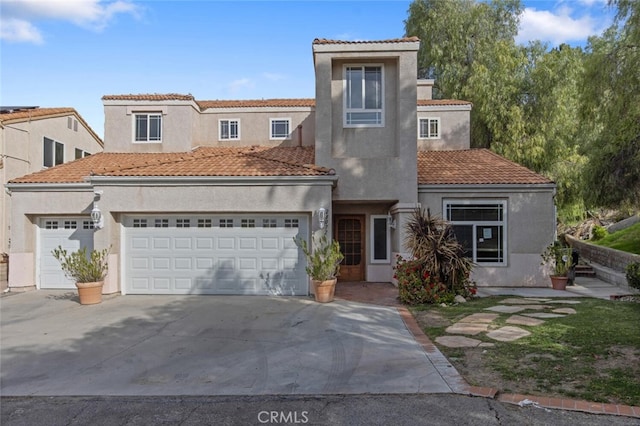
[
  {"left": 395, "top": 256, "right": 450, "bottom": 305},
  {"left": 395, "top": 255, "right": 477, "bottom": 305}
]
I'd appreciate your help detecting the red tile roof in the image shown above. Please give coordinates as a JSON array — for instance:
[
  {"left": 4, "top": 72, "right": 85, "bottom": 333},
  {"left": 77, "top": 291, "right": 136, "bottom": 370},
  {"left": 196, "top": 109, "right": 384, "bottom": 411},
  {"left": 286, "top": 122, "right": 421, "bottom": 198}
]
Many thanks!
[
  {"left": 101, "top": 94, "right": 195, "bottom": 101},
  {"left": 313, "top": 37, "right": 419, "bottom": 44},
  {"left": 0, "top": 107, "right": 103, "bottom": 146},
  {"left": 198, "top": 99, "right": 315, "bottom": 109},
  {"left": 9, "top": 147, "right": 329, "bottom": 184},
  {"left": 418, "top": 99, "right": 472, "bottom": 107},
  {"left": 418, "top": 149, "right": 553, "bottom": 185}
]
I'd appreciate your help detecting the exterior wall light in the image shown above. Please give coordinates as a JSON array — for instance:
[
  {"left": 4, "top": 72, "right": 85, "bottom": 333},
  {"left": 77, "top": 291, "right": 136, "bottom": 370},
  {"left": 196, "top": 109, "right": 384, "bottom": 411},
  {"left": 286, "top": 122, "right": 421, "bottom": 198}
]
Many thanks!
[
  {"left": 387, "top": 212, "right": 397, "bottom": 230},
  {"left": 91, "top": 190, "right": 104, "bottom": 230},
  {"left": 318, "top": 207, "right": 328, "bottom": 229}
]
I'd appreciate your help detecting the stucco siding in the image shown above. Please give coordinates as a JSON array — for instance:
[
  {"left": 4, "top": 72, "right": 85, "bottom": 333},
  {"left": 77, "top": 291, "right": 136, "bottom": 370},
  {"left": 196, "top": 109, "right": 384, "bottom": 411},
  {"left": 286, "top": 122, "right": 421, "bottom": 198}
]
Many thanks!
[
  {"left": 417, "top": 109, "right": 471, "bottom": 151},
  {"left": 418, "top": 186, "right": 556, "bottom": 287}
]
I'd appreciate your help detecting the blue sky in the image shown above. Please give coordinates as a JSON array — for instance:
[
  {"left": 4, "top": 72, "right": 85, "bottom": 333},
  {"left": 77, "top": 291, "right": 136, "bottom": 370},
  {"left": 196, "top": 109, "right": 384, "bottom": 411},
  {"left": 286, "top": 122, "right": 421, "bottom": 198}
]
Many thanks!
[{"left": 1, "top": 0, "right": 616, "bottom": 138}]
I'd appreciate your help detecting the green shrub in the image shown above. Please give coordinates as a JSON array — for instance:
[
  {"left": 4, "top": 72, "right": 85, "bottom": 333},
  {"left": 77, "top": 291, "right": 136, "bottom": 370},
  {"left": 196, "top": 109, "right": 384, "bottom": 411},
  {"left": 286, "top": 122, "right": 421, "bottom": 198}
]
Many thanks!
[
  {"left": 626, "top": 262, "right": 640, "bottom": 290},
  {"left": 294, "top": 233, "right": 344, "bottom": 281},
  {"left": 592, "top": 225, "right": 607, "bottom": 241},
  {"left": 52, "top": 246, "right": 109, "bottom": 283},
  {"left": 395, "top": 256, "right": 454, "bottom": 305}
]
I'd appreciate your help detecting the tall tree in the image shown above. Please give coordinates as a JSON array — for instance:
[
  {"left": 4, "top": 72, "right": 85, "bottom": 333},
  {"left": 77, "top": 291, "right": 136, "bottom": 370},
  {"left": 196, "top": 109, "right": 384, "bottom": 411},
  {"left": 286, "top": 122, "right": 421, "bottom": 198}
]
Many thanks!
[{"left": 580, "top": 0, "right": 640, "bottom": 209}]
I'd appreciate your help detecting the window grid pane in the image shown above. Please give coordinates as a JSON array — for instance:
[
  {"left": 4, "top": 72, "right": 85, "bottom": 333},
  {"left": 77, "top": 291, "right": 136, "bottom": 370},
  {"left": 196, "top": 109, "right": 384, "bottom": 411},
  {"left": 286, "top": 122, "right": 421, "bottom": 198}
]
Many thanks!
[
  {"left": 241, "top": 219, "right": 255, "bottom": 228},
  {"left": 198, "top": 219, "right": 212, "bottom": 228},
  {"left": 219, "top": 219, "right": 233, "bottom": 228},
  {"left": 155, "top": 219, "right": 169, "bottom": 228},
  {"left": 284, "top": 219, "right": 299, "bottom": 228}
]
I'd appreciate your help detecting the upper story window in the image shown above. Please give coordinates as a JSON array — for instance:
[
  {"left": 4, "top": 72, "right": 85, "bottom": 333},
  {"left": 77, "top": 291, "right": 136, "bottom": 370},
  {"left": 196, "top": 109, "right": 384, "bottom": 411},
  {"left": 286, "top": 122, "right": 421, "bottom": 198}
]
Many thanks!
[
  {"left": 134, "top": 113, "right": 162, "bottom": 143},
  {"left": 75, "top": 148, "right": 91, "bottom": 159},
  {"left": 43, "top": 137, "right": 64, "bottom": 167},
  {"left": 344, "top": 65, "right": 384, "bottom": 127},
  {"left": 270, "top": 118, "right": 291, "bottom": 140},
  {"left": 419, "top": 118, "right": 440, "bottom": 139},
  {"left": 219, "top": 119, "right": 240, "bottom": 141}
]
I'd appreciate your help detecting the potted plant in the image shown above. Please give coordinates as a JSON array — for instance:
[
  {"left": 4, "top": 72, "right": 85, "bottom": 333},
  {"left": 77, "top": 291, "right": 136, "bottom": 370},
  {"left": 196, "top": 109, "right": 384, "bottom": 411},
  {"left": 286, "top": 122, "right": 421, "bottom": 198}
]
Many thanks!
[
  {"left": 294, "top": 233, "right": 344, "bottom": 303},
  {"left": 541, "top": 241, "right": 573, "bottom": 290},
  {"left": 52, "top": 246, "right": 110, "bottom": 305}
]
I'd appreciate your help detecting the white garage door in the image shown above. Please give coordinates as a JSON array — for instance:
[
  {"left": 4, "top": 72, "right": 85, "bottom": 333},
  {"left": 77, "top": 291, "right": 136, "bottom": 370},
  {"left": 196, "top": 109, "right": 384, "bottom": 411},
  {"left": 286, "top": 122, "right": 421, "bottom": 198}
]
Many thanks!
[
  {"left": 123, "top": 215, "right": 309, "bottom": 295},
  {"left": 39, "top": 217, "right": 95, "bottom": 289}
]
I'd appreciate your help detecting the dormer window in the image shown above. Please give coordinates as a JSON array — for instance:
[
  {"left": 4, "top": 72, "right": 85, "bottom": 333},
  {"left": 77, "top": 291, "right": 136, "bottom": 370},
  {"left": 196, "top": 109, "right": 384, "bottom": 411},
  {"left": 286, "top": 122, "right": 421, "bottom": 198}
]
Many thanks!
[
  {"left": 344, "top": 64, "right": 384, "bottom": 127},
  {"left": 134, "top": 113, "right": 162, "bottom": 143}
]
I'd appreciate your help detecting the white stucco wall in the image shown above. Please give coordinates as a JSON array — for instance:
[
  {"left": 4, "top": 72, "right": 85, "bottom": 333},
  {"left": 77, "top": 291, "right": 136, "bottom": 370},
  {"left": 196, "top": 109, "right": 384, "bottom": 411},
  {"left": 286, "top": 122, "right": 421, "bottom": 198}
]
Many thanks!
[
  {"left": 418, "top": 185, "right": 556, "bottom": 287},
  {"left": 7, "top": 179, "right": 335, "bottom": 293}
]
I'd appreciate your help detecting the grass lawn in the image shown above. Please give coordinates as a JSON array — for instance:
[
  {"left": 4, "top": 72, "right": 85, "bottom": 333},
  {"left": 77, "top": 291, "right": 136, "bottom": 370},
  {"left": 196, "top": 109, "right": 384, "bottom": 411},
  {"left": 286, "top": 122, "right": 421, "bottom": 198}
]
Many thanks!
[
  {"left": 412, "top": 296, "right": 640, "bottom": 406},
  {"left": 593, "top": 221, "right": 640, "bottom": 254}
]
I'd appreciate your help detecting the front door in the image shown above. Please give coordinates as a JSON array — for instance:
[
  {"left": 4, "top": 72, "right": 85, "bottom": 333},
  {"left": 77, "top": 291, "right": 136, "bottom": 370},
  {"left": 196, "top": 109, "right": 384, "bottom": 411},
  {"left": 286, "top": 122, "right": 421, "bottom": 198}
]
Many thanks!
[{"left": 335, "top": 215, "right": 365, "bottom": 281}]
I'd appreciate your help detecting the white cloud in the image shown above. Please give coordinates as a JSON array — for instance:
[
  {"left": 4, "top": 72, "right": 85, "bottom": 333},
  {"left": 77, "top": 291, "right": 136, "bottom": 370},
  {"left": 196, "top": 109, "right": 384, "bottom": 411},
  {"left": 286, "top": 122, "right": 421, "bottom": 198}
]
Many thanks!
[
  {"left": 0, "top": 0, "right": 140, "bottom": 43},
  {"left": 262, "top": 72, "right": 286, "bottom": 82},
  {"left": 227, "top": 78, "right": 255, "bottom": 94},
  {"left": 517, "top": 6, "right": 611, "bottom": 45},
  {"left": 0, "top": 17, "right": 43, "bottom": 44}
]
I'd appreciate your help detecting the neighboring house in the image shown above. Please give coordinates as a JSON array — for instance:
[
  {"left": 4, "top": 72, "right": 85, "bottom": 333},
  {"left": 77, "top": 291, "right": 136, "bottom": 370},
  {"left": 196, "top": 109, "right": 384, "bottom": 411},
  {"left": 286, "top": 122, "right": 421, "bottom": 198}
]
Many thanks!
[
  {"left": 0, "top": 107, "right": 103, "bottom": 277},
  {"left": 5, "top": 38, "right": 556, "bottom": 296}
]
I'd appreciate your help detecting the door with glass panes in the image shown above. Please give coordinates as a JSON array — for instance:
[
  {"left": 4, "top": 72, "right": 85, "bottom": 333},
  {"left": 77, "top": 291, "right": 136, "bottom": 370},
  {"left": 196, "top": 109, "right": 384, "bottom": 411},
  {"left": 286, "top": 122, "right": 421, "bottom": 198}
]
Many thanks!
[{"left": 334, "top": 215, "right": 365, "bottom": 281}]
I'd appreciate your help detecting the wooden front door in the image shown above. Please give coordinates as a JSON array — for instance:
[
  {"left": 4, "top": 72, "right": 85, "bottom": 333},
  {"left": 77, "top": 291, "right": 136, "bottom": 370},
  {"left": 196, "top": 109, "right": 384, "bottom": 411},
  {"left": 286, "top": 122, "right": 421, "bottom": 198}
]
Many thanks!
[{"left": 335, "top": 215, "right": 365, "bottom": 281}]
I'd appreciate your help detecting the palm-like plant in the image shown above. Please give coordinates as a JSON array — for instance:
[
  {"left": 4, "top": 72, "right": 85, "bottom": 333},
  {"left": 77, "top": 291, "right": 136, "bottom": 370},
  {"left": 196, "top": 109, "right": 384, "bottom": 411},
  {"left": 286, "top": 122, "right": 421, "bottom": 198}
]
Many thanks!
[{"left": 403, "top": 208, "right": 474, "bottom": 292}]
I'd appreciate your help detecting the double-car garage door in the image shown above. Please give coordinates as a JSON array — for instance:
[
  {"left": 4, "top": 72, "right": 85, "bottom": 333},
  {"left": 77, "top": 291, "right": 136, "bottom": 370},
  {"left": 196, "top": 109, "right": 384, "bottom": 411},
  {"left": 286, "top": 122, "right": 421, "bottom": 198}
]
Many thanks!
[{"left": 123, "top": 214, "right": 309, "bottom": 295}]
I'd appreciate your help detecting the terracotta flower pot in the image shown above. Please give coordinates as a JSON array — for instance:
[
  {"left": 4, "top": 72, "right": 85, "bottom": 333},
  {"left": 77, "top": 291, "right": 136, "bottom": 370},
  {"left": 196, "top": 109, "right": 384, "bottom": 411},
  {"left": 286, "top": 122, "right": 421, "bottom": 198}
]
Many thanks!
[
  {"left": 312, "top": 278, "right": 337, "bottom": 303},
  {"left": 550, "top": 276, "right": 569, "bottom": 291},
  {"left": 76, "top": 281, "right": 104, "bottom": 305}
]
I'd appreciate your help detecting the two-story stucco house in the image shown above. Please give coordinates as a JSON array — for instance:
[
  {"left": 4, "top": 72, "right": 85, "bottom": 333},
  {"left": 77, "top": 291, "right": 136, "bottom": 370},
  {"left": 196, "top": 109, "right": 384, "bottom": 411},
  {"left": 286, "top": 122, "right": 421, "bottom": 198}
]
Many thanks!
[
  {"left": 6, "top": 38, "right": 556, "bottom": 296},
  {"left": 0, "top": 107, "right": 103, "bottom": 283}
]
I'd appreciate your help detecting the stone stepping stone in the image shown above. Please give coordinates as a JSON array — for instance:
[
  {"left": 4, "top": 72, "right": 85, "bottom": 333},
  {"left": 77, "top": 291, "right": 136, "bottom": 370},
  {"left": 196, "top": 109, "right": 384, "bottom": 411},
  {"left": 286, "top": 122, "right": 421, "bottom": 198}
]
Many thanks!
[
  {"left": 485, "top": 305, "right": 525, "bottom": 313},
  {"left": 545, "top": 300, "right": 581, "bottom": 304},
  {"left": 506, "top": 315, "right": 545, "bottom": 326},
  {"left": 486, "top": 326, "right": 531, "bottom": 342},
  {"left": 445, "top": 322, "right": 489, "bottom": 335},
  {"left": 552, "top": 307, "right": 577, "bottom": 315},
  {"left": 522, "top": 312, "right": 566, "bottom": 319},
  {"left": 478, "top": 342, "right": 495, "bottom": 348},
  {"left": 501, "top": 298, "right": 551, "bottom": 304},
  {"left": 459, "top": 313, "right": 499, "bottom": 323},
  {"left": 517, "top": 304, "right": 551, "bottom": 310},
  {"left": 435, "top": 335, "right": 483, "bottom": 348}
]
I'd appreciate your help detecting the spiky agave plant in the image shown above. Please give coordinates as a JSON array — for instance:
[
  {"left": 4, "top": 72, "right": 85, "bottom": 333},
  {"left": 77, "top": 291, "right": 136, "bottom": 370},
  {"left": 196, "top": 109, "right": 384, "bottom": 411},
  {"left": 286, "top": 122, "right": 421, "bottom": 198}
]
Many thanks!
[{"left": 403, "top": 208, "right": 473, "bottom": 292}]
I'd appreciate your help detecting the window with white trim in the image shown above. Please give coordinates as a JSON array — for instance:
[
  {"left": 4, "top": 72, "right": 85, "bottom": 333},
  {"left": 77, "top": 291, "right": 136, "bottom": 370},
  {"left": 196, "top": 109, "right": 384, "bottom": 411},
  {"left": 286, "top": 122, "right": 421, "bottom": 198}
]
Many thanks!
[
  {"left": 219, "top": 219, "right": 233, "bottom": 228},
  {"left": 43, "top": 137, "right": 64, "bottom": 167},
  {"left": 75, "top": 148, "right": 90, "bottom": 159},
  {"left": 134, "top": 113, "right": 162, "bottom": 142},
  {"left": 344, "top": 65, "right": 384, "bottom": 127},
  {"left": 284, "top": 219, "right": 299, "bottom": 228},
  {"left": 270, "top": 118, "right": 291, "bottom": 140},
  {"left": 418, "top": 117, "right": 440, "bottom": 139},
  {"left": 219, "top": 119, "right": 240, "bottom": 141},
  {"left": 198, "top": 219, "right": 212, "bottom": 228},
  {"left": 155, "top": 219, "right": 169, "bottom": 228},
  {"left": 370, "top": 215, "right": 390, "bottom": 263},
  {"left": 262, "top": 219, "right": 277, "bottom": 228},
  {"left": 445, "top": 200, "right": 507, "bottom": 265},
  {"left": 241, "top": 219, "right": 256, "bottom": 228},
  {"left": 176, "top": 219, "right": 190, "bottom": 228}
]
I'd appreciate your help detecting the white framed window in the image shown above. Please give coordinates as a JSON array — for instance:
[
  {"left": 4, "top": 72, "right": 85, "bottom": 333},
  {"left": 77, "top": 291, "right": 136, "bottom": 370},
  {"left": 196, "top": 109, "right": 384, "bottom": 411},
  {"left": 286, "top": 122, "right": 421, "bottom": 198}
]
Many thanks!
[
  {"left": 198, "top": 219, "right": 212, "bottom": 228},
  {"left": 270, "top": 118, "right": 291, "bottom": 140},
  {"left": 134, "top": 113, "right": 162, "bottom": 143},
  {"left": 219, "top": 119, "right": 240, "bottom": 141},
  {"left": 133, "top": 219, "right": 147, "bottom": 228},
  {"left": 370, "top": 215, "right": 390, "bottom": 263},
  {"left": 344, "top": 64, "right": 384, "bottom": 127},
  {"left": 155, "top": 219, "right": 169, "bottom": 228},
  {"left": 176, "top": 219, "right": 190, "bottom": 228},
  {"left": 444, "top": 200, "right": 507, "bottom": 265},
  {"left": 43, "top": 137, "right": 64, "bottom": 167},
  {"left": 418, "top": 117, "right": 440, "bottom": 139},
  {"left": 284, "top": 219, "right": 299, "bottom": 228},
  {"left": 241, "top": 219, "right": 256, "bottom": 228},
  {"left": 262, "top": 219, "right": 277, "bottom": 228},
  {"left": 75, "top": 148, "right": 90, "bottom": 159},
  {"left": 219, "top": 219, "right": 233, "bottom": 228}
]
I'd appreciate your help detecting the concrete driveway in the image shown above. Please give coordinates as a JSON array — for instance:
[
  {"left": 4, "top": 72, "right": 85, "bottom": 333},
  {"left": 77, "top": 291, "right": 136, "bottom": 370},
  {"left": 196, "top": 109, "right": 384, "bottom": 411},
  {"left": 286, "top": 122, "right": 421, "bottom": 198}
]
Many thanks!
[{"left": 1, "top": 291, "right": 454, "bottom": 396}]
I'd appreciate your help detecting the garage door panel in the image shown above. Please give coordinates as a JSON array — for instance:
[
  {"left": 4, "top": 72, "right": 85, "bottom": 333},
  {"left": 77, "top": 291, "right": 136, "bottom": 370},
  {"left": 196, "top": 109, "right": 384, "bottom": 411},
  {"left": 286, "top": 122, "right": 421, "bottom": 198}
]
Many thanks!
[
  {"left": 124, "top": 215, "right": 308, "bottom": 295},
  {"left": 39, "top": 218, "right": 94, "bottom": 289}
]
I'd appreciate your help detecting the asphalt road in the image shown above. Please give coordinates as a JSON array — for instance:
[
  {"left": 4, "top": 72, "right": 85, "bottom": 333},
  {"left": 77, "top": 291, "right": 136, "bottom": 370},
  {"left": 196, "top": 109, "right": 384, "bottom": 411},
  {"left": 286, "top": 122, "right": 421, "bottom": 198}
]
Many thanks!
[{"left": 2, "top": 394, "right": 637, "bottom": 426}]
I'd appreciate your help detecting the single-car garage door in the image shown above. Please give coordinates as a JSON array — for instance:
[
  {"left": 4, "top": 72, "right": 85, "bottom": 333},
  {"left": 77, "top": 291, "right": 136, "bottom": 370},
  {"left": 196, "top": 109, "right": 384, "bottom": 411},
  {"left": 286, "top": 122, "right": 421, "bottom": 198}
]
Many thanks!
[
  {"left": 123, "top": 214, "right": 309, "bottom": 295},
  {"left": 39, "top": 217, "right": 95, "bottom": 289}
]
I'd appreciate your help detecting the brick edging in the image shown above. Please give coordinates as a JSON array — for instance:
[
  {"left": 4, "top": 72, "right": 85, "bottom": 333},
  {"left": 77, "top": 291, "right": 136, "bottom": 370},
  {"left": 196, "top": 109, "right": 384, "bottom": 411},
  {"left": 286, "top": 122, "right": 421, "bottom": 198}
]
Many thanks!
[{"left": 398, "top": 306, "right": 640, "bottom": 419}]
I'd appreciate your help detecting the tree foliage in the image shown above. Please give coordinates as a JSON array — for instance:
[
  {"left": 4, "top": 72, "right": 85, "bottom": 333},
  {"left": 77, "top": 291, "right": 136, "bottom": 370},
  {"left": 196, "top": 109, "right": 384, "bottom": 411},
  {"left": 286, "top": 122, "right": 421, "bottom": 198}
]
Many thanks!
[
  {"left": 405, "top": 0, "right": 638, "bottom": 219},
  {"left": 580, "top": 0, "right": 640, "bottom": 209}
]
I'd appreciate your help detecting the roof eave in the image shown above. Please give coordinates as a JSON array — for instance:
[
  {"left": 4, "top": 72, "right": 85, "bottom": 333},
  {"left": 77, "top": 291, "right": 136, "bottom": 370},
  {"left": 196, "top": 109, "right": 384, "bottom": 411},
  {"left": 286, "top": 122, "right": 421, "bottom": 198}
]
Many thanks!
[
  {"left": 87, "top": 175, "right": 339, "bottom": 187},
  {"left": 418, "top": 183, "right": 556, "bottom": 192}
]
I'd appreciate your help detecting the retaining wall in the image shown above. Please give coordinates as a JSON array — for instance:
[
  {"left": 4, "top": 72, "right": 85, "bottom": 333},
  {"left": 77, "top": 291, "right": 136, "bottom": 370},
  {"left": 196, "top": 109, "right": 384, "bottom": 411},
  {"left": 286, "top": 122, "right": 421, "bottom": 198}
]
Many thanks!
[{"left": 566, "top": 234, "right": 640, "bottom": 273}]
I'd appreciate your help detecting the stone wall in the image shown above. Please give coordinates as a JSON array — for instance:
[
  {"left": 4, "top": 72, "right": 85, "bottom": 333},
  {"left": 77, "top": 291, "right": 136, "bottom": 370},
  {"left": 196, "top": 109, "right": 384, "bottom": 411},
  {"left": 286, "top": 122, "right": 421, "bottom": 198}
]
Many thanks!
[{"left": 566, "top": 234, "right": 640, "bottom": 273}]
